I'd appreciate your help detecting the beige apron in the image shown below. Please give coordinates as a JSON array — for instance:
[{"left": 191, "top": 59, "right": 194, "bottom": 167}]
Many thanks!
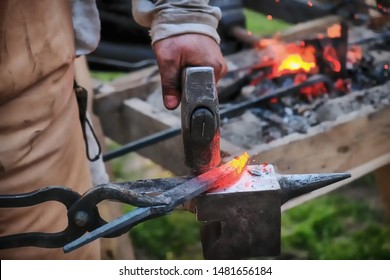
[{"left": 0, "top": 0, "right": 100, "bottom": 259}]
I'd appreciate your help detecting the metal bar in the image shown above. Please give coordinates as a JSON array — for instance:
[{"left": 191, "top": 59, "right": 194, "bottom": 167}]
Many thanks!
[{"left": 103, "top": 127, "right": 180, "bottom": 161}]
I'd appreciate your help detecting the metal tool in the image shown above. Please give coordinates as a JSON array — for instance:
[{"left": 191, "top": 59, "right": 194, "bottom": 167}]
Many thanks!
[{"left": 181, "top": 67, "right": 221, "bottom": 173}]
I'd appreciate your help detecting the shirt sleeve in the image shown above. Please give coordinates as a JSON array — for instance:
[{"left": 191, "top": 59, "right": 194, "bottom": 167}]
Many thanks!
[
  {"left": 72, "top": 0, "right": 101, "bottom": 56},
  {"left": 131, "top": 0, "right": 222, "bottom": 44}
]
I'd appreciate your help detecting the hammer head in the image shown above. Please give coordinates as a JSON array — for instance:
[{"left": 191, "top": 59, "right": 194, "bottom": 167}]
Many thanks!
[{"left": 181, "top": 67, "right": 221, "bottom": 174}]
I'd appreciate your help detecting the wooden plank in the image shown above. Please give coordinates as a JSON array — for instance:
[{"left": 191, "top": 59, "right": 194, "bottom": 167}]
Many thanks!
[
  {"left": 121, "top": 98, "right": 186, "bottom": 175},
  {"left": 277, "top": 15, "right": 342, "bottom": 42},
  {"left": 93, "top": 65, "right": 160, "bottom": 115},
  {"left": 374, "top": 163, "right": 390, "bottom": 222}
]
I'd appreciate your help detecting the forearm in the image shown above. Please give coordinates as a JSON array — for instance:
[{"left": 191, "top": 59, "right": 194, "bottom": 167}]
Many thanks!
[{"left": 132, "top": 0, "right": 221, "bottom": 44}]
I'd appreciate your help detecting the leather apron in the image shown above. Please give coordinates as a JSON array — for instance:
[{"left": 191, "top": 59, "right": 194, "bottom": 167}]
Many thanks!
[{"left": 0, "top": 0, "right": 100, "bottom": 259}]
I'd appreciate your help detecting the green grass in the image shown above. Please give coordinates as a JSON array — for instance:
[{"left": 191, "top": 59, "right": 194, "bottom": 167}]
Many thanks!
[
  {"left": 91, "top": 71, "right": 125, "bottom": 82},
  {"left": 281, "top": 194, "right": 390, "bottom": 260},
  {"left": 127, "top": 208, "right": 203, "bottom": 260},
  {"left": 244, "top": 9, "right": 290, "bottom": 35}
]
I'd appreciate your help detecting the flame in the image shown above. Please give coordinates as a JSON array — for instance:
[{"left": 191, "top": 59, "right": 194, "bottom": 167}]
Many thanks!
[
  {"left": 278, "top": 54, "right": 316, "bottom": 73},
  {"left": 272, "top": 44, "right": 317, "bottom": 76}
]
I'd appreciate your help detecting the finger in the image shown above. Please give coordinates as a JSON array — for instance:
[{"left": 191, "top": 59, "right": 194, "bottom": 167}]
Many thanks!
[
  {"left": 212, "top": 58, "right": 228, "bottom": 82},
  {"left": 153, "top": 43, "right": 181, "bottom": 110},
  {"left": 159, "top": 62, "right": 181, "bottom": 110}
]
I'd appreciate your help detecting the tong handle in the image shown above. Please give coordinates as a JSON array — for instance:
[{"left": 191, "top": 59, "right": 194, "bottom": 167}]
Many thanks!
[{"left": 0, "top": 187, "right": 84, "bottom": 249}]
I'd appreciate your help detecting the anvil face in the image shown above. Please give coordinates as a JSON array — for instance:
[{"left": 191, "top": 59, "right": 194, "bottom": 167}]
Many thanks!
[
  {"left": 194, "top": 164, "right": 282, "bottom": 260},
  {"left": 208, "top": 164, "right": 280, "bottom": 194}
]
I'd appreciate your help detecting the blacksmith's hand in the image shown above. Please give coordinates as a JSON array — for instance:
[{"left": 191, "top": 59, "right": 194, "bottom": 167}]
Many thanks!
[{"left": 153, "top": 34, "right": 227, "bottom": 110}]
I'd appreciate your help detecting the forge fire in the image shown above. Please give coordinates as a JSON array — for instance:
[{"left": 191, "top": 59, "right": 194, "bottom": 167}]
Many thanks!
[{"left": 218, "top": 20, "right": 390, "bottom": 148}]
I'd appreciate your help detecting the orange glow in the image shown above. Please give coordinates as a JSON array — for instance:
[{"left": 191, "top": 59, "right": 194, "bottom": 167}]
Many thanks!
[
  {"left": 294, "top": 73, "right": 328, "bottom": 98},
  {"left": 347, "top": 45, "right": 362, "bottom": 65},
  {"left": 205, "top": 152, "right": 249, "bottom": 192},
  {"left": 335, "top": 78, "right": 351, "bottom": 93},
  {"left": 278, "top": 54, "right": 316, "bottom": 73},
  {"left": 272, "top": 44, "right": 317, "bottom": 76},
  {"left": 267, "top": 15, "right": 273, "bottom": 20},
  {"left": 257, "top": 38, "right": 279, "bottom": 49},
  {"left": 327, "top": 24, "right": 341, "bottom": 38},
  {"left": 323, "top": 45, "right": 341, "bottom": 72}
]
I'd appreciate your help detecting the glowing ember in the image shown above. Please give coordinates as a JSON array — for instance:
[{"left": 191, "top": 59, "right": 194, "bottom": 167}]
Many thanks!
[
  {"left": 205, "top": 152, "right": 250, "bottom": 192},
  {"left": 327, "top": 24, "right": 341, "bottom": 38},
  {"left": 294, "top": 73, "right": 328, "bottom": 98},
  {"left": 323, "top": 45, "right": 341, "bottom": 72}
]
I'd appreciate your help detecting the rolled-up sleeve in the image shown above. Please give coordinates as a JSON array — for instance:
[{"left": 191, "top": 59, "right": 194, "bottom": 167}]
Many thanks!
[{"left": 132, "top": 0, "right": 221, "bottom": 44}]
